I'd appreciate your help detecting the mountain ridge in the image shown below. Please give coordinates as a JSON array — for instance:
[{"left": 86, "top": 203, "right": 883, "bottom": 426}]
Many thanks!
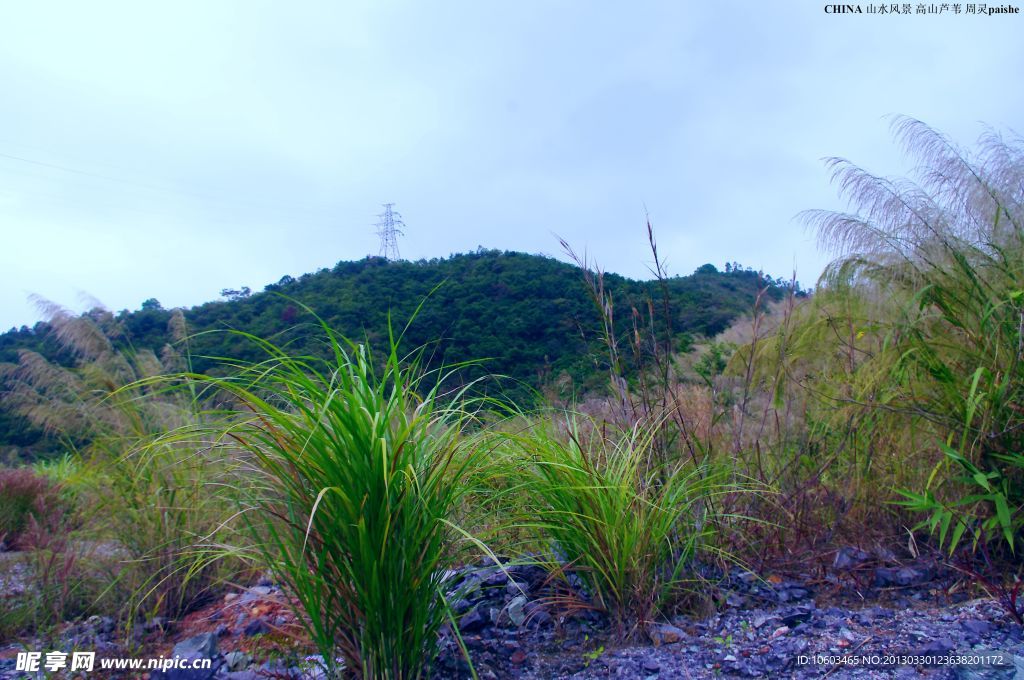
[{"left": 0, "top": 248, "right": 798, "bottom": 459}]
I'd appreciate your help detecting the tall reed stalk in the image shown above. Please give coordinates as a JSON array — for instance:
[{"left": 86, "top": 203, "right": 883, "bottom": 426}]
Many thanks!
[{"left": 802, "top": 118, "right": 1024, "bottom": 557}]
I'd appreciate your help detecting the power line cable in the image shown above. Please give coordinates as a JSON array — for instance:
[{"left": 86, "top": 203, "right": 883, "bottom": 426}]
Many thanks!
[{"left": 0, "top": 149, "right": 344, "bottom": 222}]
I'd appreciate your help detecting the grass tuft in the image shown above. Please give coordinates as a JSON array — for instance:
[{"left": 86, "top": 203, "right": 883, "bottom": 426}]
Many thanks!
[
  {"left": 504, "top": 414, "right": 737, "bottom": 639},
  {"left": 208, "top": 327, "right": 483, "bottom": 679}
]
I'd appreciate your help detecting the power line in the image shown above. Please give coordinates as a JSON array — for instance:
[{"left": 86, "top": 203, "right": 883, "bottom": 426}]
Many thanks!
[{"left": 0, "top": 148, "right": 339, "bottom": 222}]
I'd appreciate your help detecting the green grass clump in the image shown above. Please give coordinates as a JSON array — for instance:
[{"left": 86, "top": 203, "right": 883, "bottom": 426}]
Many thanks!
[
  {"left": 214, "top": 330, "right": 482, "bottom": 679},
  {"left": 505, "top": 415, "right": 734, "bottom": 638}
]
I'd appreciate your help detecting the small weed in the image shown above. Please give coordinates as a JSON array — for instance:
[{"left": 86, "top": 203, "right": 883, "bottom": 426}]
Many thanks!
[{"left": 582, "top": 644, "right": 605, "bottom": 668}]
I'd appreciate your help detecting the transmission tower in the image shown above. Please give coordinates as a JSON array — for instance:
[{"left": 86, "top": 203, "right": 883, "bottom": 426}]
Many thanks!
[{"left": 375, "top": 203, "right": 404, "bottom": 260}]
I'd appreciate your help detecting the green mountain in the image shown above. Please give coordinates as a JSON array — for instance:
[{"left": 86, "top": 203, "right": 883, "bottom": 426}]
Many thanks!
[{"left": 0, "top": 249, "right": 796, "bottom": 458}]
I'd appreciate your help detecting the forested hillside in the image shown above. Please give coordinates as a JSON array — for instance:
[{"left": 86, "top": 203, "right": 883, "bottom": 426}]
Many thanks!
[{"left": 0, "top": 249, "right": 793, "bottom": 458}]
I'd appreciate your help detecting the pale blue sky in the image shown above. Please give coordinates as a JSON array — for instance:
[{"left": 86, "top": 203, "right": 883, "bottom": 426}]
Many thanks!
[{"left": 1, "top": 1, "right": 1021, "bottom": 330}]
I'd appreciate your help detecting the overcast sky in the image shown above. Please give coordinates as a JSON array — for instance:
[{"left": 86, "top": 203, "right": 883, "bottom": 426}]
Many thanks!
[{"left": 1, "top": 1, "right": 1021, "bottom": 330}]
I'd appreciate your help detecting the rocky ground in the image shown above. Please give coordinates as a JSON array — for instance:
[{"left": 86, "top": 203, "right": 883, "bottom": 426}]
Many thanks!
[{"left": 1, "top": 549, "right": 1022, "bottom": 679}]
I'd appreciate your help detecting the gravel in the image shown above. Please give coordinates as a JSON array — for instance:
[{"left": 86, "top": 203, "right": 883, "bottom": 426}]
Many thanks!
[{"left": 2, "top": 553, "right": 1022, "bottom": 679}]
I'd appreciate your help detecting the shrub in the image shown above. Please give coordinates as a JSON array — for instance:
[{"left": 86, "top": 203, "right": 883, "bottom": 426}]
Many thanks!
[
  {"left": 0, "top": 467, "right": 113, "bottom": 640},
  {"left": 0, "top": 467, "right": 61, "bottom": 549}
]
